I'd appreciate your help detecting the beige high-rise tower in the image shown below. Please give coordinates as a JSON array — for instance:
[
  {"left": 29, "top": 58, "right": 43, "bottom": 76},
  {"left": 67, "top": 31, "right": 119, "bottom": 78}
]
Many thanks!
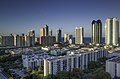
[
  {"left": 105, "top": 17, "right": 119, "bottom": 46},
  {"left": 40, "top": 25, "right": 49, "bottom": 44},
  {"left": 75, "top": 27, "right": 84, "bottom": 44}
]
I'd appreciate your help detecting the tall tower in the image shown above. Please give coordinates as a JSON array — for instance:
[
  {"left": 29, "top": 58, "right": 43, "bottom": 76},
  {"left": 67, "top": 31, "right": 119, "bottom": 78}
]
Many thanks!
[
  {"left": 40, "top": 25, "right": 49, "bottom": 44},
  {"left": 105, "top": 17, "right": 119, "bottom": 46},
  {"left": 14, "top": 34, "right": 25, "bottom": 47},
  {"left": 28, "top": 30, "right": 35, "bottom": 46},
  {"left": 64, "top": 33, "right": 69, "bottom": 43},
  {"left": 44, "top": 25, "right": 49, "bottom": 36},
  {"left": 49, "top": 29, "right": 52, "bottom": 36},
  {"left": 40, "top": 27, "right": 45, "bottom": 44},
  {"left": 91, "top": 19, "right": 102, "bottom": 44},
  {"left": 113, "top": 17, "right": 119, "bottom": 45},
  {"left": 75, "top": 27, "right": 84, "bottom": 44},
  {"left": 56, "top": 29, "right": 62, "bottom": 43}
]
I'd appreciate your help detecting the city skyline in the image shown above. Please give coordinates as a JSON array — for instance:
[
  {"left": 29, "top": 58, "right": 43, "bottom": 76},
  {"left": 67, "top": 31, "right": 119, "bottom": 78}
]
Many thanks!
[{"left": 0, "top": 0, "right": 120, "bottom": 37}]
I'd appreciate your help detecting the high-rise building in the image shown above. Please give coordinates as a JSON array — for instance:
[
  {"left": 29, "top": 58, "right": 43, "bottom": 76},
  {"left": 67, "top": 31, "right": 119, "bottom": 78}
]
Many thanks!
[
  {"left": 113, "top": 18, "right": 119, "bottom": 45},
  {"left": 28, "top": 30, "right": 35, "bottom": 46},
  {"left": 14, "top": 34, "right": 25, "bottom": 47},
  {"left": 44, "top": 25, "right": 49, "bottom": 36},
  {"left": 41, "top": 36, "right": 56, "bottom": 46},
  {"left": 91, "top": 20, "right": 102, "bottom": 44},
  {"left": 56, "top": 29, "right": 62, "bottom": 43},
  {"left": 68, "top": 35, "right": 73, "bottom": 44},
  {"left": 49, "top": 29, "right": 52, "bottom": 36},
  {"left": 0, "top": 34, "right": 14, "bottom": 46},
  {"left": 35, "top": 37, "right": 40, "bottom": 44},
  {"left": 105, "top": 17, "right": 119, "bottom": 46},
  {"left": 75, "top": 27, "right": 84, "bottom": 44},
  {"left": 25, "top": 35, "right": 30, "bottom": 46},
  {"left": 64, "top": 33, "right": 69, "bottom": 43},
  {"left": 40, "top": 27, "right": 45, "bottom": 44},
  {"left": 40, "top": 25, "right": 49, "bottom": 44}
]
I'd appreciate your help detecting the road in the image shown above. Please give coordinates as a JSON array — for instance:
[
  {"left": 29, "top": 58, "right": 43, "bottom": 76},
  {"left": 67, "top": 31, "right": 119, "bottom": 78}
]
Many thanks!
[{"left": 0, "top": 73, "right": 7, "bottom": 79}]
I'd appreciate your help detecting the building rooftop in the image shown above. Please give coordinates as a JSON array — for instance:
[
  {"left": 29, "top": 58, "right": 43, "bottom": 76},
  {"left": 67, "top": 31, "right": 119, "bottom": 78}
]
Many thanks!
[
  {"left": 47, "top": 54, "right": 80, "bottom": 61},
  {"left": 108, "top": 57, "right": 120, "bottom": 63}
]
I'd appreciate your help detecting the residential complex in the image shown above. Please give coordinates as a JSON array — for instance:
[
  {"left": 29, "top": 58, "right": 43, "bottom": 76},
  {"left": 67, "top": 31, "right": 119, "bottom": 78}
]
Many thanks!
[
  {"left": 0, "top": 17, "right": 120, "bottom": 79},
  {"left": 44, "top": 48, "right": 108, "bottom": 76},
  {"left": 22, "top": 51, "right": 52, "bottom": 69},
  {"left": 0, "top": 0, "right": 120, "bottom": 79}
]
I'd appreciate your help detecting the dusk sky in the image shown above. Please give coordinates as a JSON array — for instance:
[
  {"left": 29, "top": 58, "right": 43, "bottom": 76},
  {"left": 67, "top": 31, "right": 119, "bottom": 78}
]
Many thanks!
[{"left": 0, "top": 0, "right": 120, "bottom": 37}]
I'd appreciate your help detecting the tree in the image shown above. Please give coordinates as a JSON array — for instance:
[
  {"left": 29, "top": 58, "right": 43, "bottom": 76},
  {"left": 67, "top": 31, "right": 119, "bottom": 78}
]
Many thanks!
[
  {"left": 56, "top": 71, "right": 69, "bottom": 79},
  {"left": 113, "top": 76, "right": 120, "bottom": 79},
  {"left": 96, "top": 70, "right": 112, "bottom": 79},
  {"left": 98, "top": 57, "right": 108, "bottom": 63},
  {"left": 71, "top": 68, "right": 84, "bottom": 79},
  {"left": 88, "top": 61, "right": 101, "bottom": 69},
  {"left": 90, "top": 70, "right": 112, "bottom": 79},
  {"left": 45, "top": 74, "right": 56, "bottom": 79}
]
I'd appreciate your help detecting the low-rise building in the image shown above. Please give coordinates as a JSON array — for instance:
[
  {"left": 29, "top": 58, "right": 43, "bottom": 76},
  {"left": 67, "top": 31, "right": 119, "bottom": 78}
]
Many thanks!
[
  {"left": 22, "top": 51, "right": 53, "bottom": 69},
  {"left": 44, "top": 48, "right": 109, "bottom": 76},
  {"left": 106, "top": 57, "right": 120, "bottom": 78}
]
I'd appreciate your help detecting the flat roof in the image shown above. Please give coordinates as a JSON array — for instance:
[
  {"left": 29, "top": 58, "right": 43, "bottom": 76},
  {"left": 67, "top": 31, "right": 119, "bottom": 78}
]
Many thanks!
[{"left": 108, "top": 57, "right": 120, "bottom": 63}]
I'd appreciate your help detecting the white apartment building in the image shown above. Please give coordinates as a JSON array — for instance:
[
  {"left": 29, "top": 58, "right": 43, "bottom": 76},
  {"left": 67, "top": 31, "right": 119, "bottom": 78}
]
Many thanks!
[
  {"left": 44, "top": 48, "right": 109, "bottom": 76},
  {"left": 22, "top": 51, "right": 53, "bottom": 69},
  {"left": 50, "top": 48, "right": 68, "bottom": 56},
  {"left": 106, "top": 57, "right": 120, "bottom": 78}
]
